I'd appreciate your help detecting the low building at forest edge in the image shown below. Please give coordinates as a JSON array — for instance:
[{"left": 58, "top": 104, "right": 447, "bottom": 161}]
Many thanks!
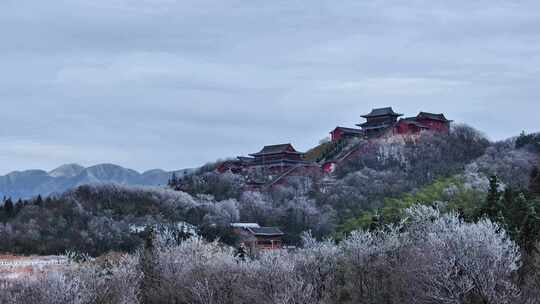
[{"left": 231, "top": 223, "right": 285, "bottom": 254}]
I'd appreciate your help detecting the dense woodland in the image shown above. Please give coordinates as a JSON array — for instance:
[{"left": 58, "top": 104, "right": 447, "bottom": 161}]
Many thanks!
[{"left": 2, "top": 127, "right": 540, "bottom": 303}]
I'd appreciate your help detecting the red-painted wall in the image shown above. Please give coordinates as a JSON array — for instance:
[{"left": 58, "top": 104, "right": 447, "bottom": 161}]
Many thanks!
[
  {"left": 416, "top": 118, "right": 450, "bottom": 133},
  {"left": 254, "top": 153, "right": 302, "bottom": 162},
  {"left": 331, "top": 129, "right": 344, "bottom": 142},
  {"left": 394, "top": 122, "right": 418, "bottom": 135},
  {"left": 217, "top": 162, "right": 243, "bottom": 174},
  {"left": 394, "top": 119, "right": 450, "bottom": 135}
]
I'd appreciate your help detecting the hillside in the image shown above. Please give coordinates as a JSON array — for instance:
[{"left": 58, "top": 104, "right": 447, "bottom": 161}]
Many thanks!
[
  {"left": 175, "top": 127, "right": 540, "bottom": 238},
  {"left": 2, "top": 129, "right": 540, "bottom": 304},
  {"left": 0, "top": 164, "right": 194, "bottom": 200},
  {"left": 3, "top": 127, "right": 538, "bottom": 256}
]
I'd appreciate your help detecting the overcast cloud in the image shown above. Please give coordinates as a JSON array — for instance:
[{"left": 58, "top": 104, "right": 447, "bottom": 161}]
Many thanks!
[{"left": 1, "top": 0, "right": 539, "bottom": 173}]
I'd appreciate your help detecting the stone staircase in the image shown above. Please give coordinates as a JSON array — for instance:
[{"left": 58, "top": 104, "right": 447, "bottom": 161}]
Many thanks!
[{"left": 264, "top": 164, "right": 305, "bottom": 188}]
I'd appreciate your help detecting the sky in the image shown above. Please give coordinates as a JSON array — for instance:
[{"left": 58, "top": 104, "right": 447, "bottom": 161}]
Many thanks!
[{"left": 1, "top": 0, "right": 539, "bottom": 174}]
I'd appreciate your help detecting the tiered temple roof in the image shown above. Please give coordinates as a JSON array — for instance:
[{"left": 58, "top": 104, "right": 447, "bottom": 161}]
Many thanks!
[
  {"left": 333, "top": 127, "right": 364, "bottom": 134},
  {"left": 361, "top": 107, "right": 403, "bottom": 118},
  {"left": 249, "top": 144, "right": 302, "bottom": 157},
  {"left": 417, "top": 112, "right": 452, "bottom": 122},
  {"left": 357, "top": 107, "right": 403, "bottom": 136},
  {"left": 242, "top": 143, "right": 314, "bottom": 167},
  {"left": 358, "top": 121, "right": 396, "bottom": 130}
]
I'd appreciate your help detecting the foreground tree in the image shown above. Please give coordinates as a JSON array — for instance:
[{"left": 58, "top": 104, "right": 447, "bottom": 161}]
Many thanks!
[
  {"left": 0, "top": 204, "right": 523, "bottom": 304},
  {"left": 403, "top": 206, "right": 520, "bottom": 304}
]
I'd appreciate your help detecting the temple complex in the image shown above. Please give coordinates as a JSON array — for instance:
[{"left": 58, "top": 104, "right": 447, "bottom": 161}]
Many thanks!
[
  {"left": 329, "top": 107, "right": 453, "bottom": 142},
  {"left": 216, "top": 106, "right": 453, "bottom": 185}
]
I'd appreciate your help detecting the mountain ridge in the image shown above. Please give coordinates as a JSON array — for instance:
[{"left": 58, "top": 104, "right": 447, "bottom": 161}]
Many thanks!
[{"left": 0, "top": 163, "right": 194, "bottom": 200}]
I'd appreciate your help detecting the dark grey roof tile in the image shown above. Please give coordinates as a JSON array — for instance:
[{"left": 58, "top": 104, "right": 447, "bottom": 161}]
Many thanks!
[
  {"left": 361, "top": 107, "right": 403, "bottom": 118},
  {"left": 247, "top": 227, "right": 285, "bottom": 236}
]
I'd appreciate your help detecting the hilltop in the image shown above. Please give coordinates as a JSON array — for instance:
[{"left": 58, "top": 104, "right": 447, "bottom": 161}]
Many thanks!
[{"left": 208, "top": 107, "right": 455, "bottom": 190}]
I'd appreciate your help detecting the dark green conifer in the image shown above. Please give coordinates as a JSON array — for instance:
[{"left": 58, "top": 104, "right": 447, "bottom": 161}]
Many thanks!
[
  {"left": 481, "top": 175, "right": 502, "bottom": 220},
  {"left": 4, "top": 198, "right": 14, "bottom": 218},
  {"left": 529, "top": 167, "right": 540, "bottom": 197},
  {"left": 139, "top": 226, "right": 159, "bottom": 304},
  {"left": 15, "top": 199, "right": 23, "bottom": 214},
  {"left": 519, "top": 202, "right": 540, "bottom": 254},
  {"left": 35, "top": 195, "right": 43, "bottom": 207}
]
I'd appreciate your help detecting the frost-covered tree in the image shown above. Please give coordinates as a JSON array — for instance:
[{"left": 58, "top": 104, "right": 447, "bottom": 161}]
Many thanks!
[
  {"left": 468, "top": 139, "right": 539, "bottom": 188},
  {"left": 0, "top": 273, "right": 85, "bottom": 304},
  {"left": 401, "top": 206, "right": 520, "bottom": 304},
  {"left": 1, "top": 206, "right": 523, "bottom": 304},
  {"left": 294, "top": 233, "right": 340, "bottom": 303}
]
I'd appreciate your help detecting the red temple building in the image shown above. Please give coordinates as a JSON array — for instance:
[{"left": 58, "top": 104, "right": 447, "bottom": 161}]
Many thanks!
[
  {"left": 393, "top": 117, "right": 430, "bottom": 135},
  {"left": 327, "top": 107, "right": 452, "bottom": 143},
  {"left": 217, "top": 144, "right": 308, "bottom": 175},
  {"left": 357, "top": 107, "right": 404, "bottom": 138},
  {"left": 349, "top": 107, "right": 452, "bottom": 140},
  {"left": 393, "top": 112, "right": 452, "bottom": 135},
  {"left": 249, "top": 144, "right": 303, "bottom": 165},
  {"left": 415, "top": 112, "right": 452, "bottom": 132},
  {"left": 215, "top": 107, "right": 452, "bottom": 184},
  {"left": 330, "top": 127, "right": 364, "bottom": 142},
  {"left": 245, "top": 144, "right": 321, "bottom": 181},
  {"left": 217, "top": 144, "right": 320, "bottom": 188},
  {"left": 216, "top": 160, "right": 244, "bottom": 174}
]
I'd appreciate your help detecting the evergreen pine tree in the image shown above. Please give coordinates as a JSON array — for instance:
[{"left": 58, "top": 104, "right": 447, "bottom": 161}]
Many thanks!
[
  {"left": 168, "top": 172, "right": 178, "bottom": 188},
  {"left": 502, "top": 188, "right": 515, "bottom": 220},
  {"left": 516, "top": 131, "right": 529, "bottom": 148},
  {"left": 4, "top": 198, "right": 14, "bottom": 218},
  {"left": 481, "top": 175, "right": 502, "bottom": 219},
  {"left": 501, "top": 190, "right": 529, "bottom": 239},
  {"left": 529, "top": 167, "right": 540, "bottom": 197},
  {"left": 35, "top": 195, "right": 43, "bottom": 207},
  {"left": 369, "top": 214, "right": 381, "bottom": 231},
  {"left": 15, "top": 199, "right": 23, "bottom": 214},
  {"left": 519, "top": 202, "right": 540, "bottom": 254},
  {"left": 139, "top": 226, "right": 159, "bottom": 304}
]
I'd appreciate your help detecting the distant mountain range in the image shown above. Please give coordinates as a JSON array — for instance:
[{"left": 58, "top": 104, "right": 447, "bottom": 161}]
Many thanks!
[{"left": 0, "top": 164, "right": 194, "bottom": 200}]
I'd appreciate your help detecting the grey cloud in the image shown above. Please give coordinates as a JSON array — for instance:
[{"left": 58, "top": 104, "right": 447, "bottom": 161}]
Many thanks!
[{"left": 0, "top": 0, "right": 539, "bottom": 173}]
